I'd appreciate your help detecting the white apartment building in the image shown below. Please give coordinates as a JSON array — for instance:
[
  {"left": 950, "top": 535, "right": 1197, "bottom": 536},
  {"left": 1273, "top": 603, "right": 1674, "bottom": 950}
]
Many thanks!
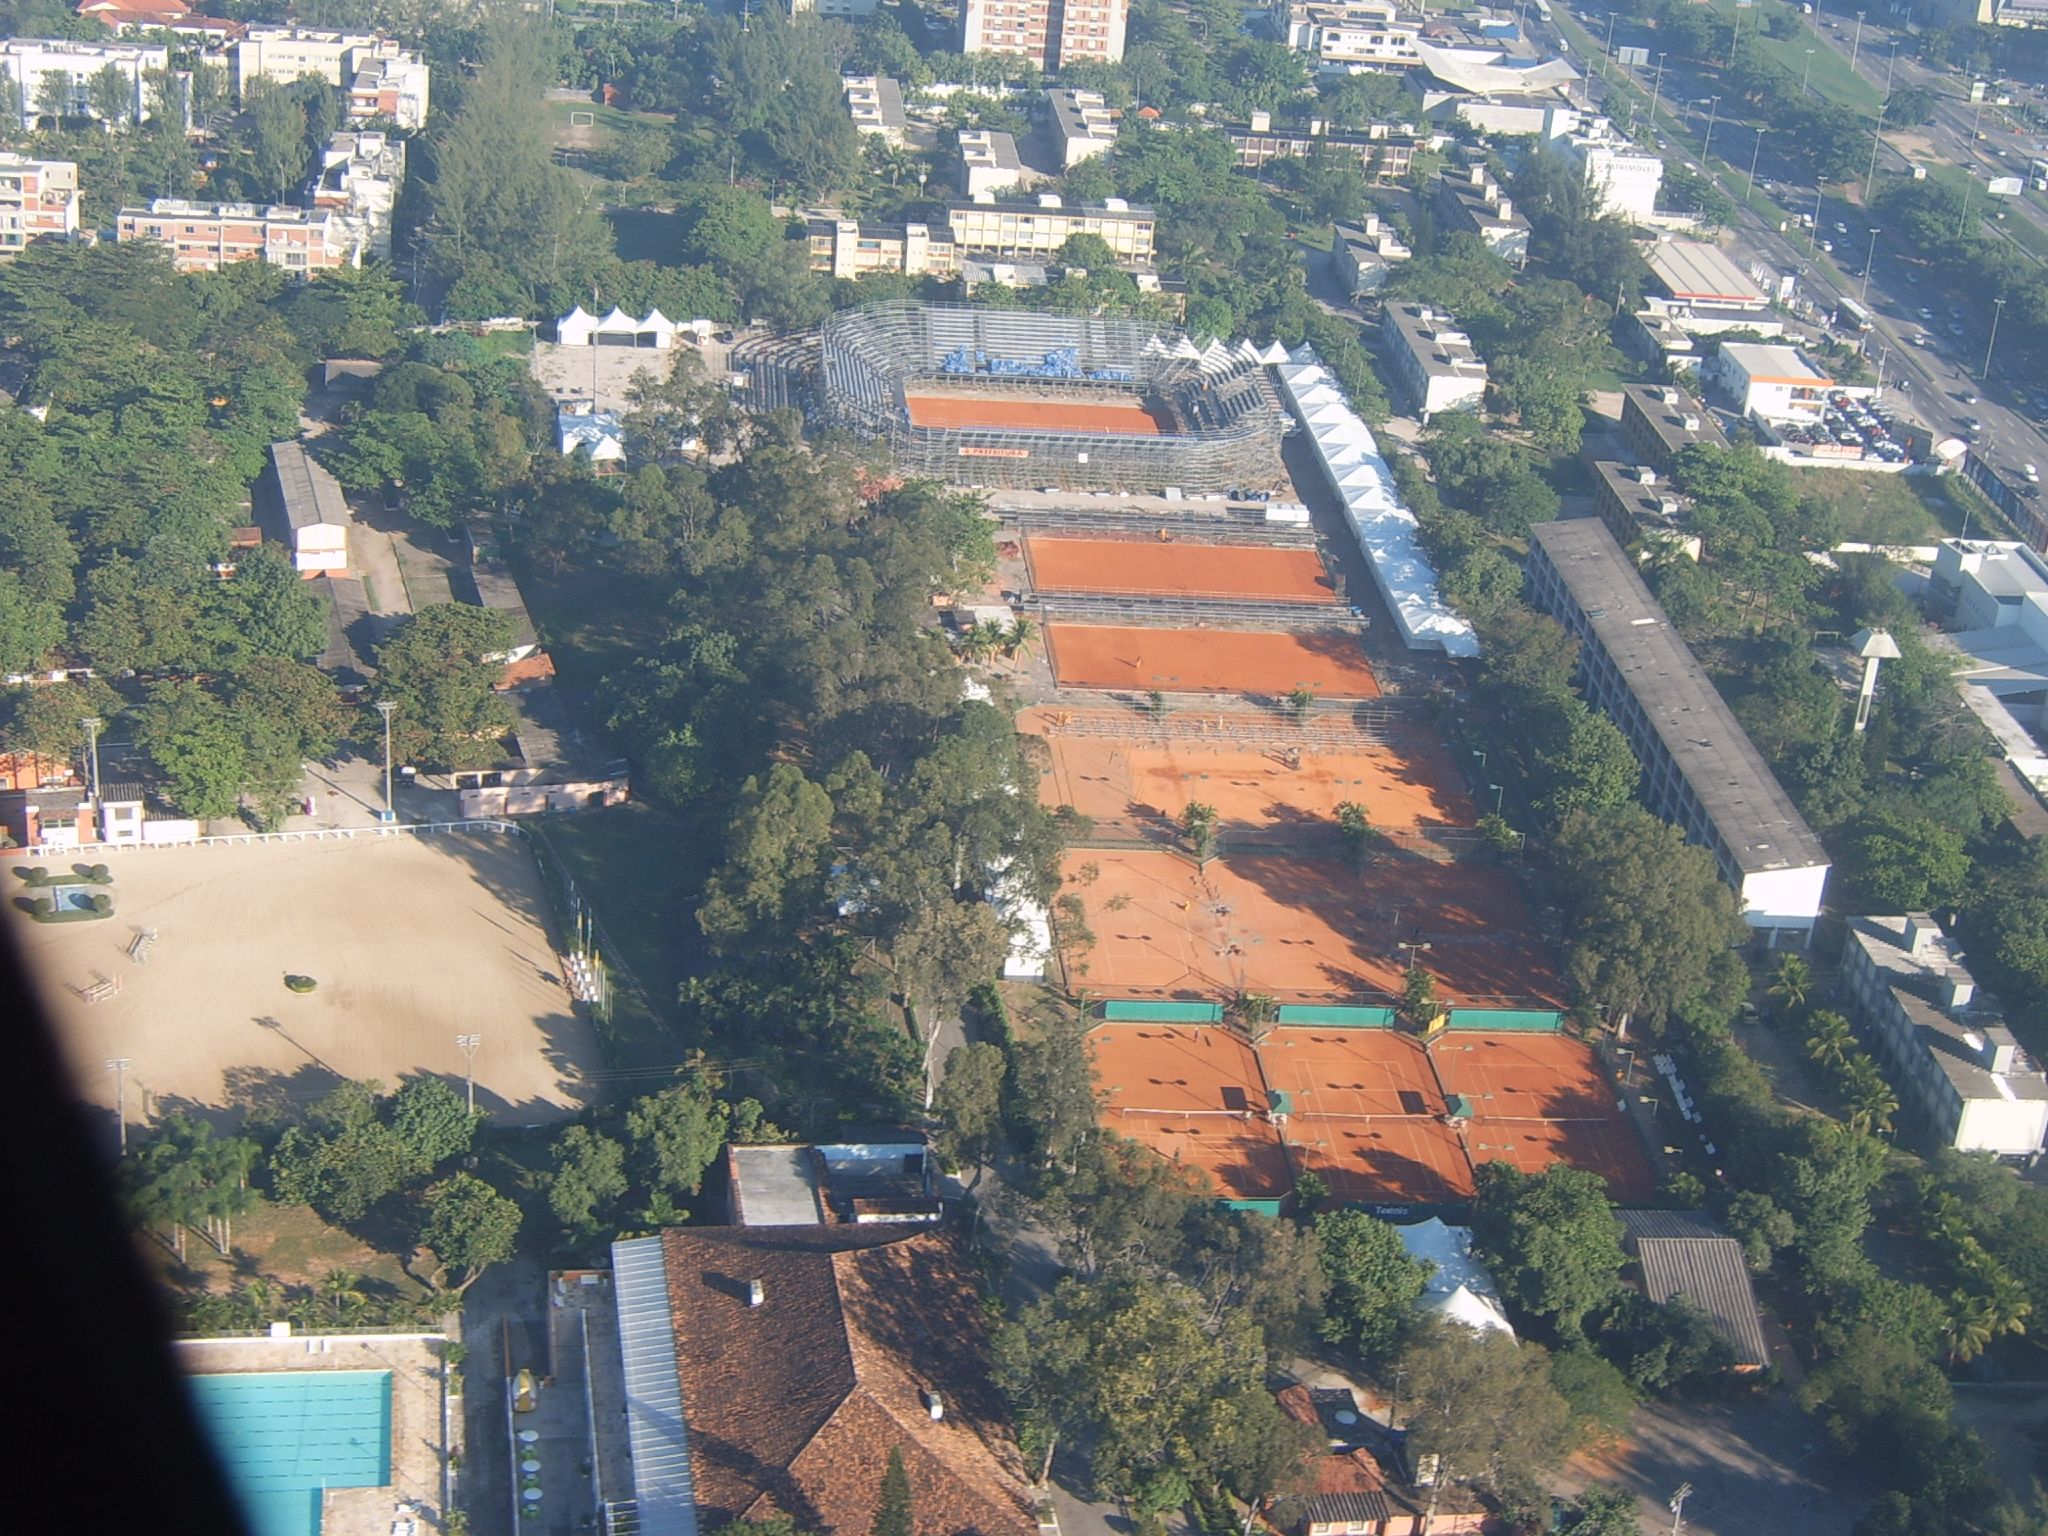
[
  {"left": 0, "top": 153, "right": 77, "bottom": 253},
  {"left": 958, "top": 128, "right": 1023, "bottom": 198},
  {"left": 308, "top": 130, "right": 403, "bottom": 263},
  {"left": 1928, "top": 539, "right": 2048, "bottom": 791},
  {"left": 1704, "top": 342, "right": 1836, "bottom": 425},
  {"left": 791, "top": 0, "right": 881, "bottom": 15},
  {"left": 962, "top": 0, "right": 1129, "bottom": 69},
  {"left": 1842, "top": 914, "right": 2048, "bottom": 1158},
  {"left": 1047, "top": 87, "right": 1117, "bottom": 168},
  {"left": 0, "top": 37, "right": 168, "bottom": 129},
  {"left": 1276, "top": 0, "right": 1426, "bottom": 70},
  {"left": 1526, "top": 518, "right": 1830, "bottom": 945},
  {"left": 235, "top": 28, "right": 428, "bottom": 129},
  {"left": 843, "top": 75, "right": 907, "bottom": 145},
  {"left": 117, "top": 198, "right": 352, "bottom": 273},
  {"left": 1547, "top": 116, "right": 1662, "bottom": 223},
  {"left": 806, "top": 217, "right": 961, "bottom": 278},
  {"left": 946, "top": 195, "right": 1155, "bottom": 264},
  {"left": 1379, "top": 302, "right": 1487, "bottom": 421}
]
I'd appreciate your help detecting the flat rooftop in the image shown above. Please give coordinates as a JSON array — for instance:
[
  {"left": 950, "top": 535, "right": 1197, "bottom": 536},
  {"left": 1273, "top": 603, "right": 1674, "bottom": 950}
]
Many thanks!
[
  {"left": 1385, "top": 303, "right": 1487, "bottom": 381},
  {"left": 1645, "top": 240, "right": 1766, "bottom": 307},
  {"left": 1846, "top": 915, "right": 2048, "bottom": 1105},
  {"left": 1530, "top": 519, "right": 1828, "bottom": 877},
  {"left": 1048, "top": 87, "right": 1117, "bottom": 141},
  {"left": 1621, "top": 383, "right": 1729, "bottom": 456},
  {"left": 1591, "top": 460, "right": 1692, "bottom": 533},
  {"left": 270, "top": 440, "right": 351, "bottom": 531},
  {"left": 959, "top": 129, "right": 1021, "bottom": 171},
  {"left": 843, "top": 74, "right": 906, "bottom": 132},
  {"left": 1719, "top": 342, "right": 1826, "bottom": 384}
]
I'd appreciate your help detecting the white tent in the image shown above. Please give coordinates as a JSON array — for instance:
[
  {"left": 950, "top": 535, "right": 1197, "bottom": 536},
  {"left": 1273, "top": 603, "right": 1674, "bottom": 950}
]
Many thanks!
[
  {"left": 558, "top": 404, "right": 626, "bottom": 463},
  {"left": 1397, "top": 1218, "right": 1515, "bottom": 1336},
  {"left": 555, "top": 305, "right": 677, "bottom": 349},
  {"left": 1274, "top": 348, "right": 1479, "bottom": 659},
  {"left": 556, "top": 305, "right": 597, "bottom": 346}
]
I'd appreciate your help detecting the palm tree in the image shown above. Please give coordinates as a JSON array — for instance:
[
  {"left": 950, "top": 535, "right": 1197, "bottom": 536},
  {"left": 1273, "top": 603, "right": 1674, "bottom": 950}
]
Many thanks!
[
  {"left": 1805, "top": 1011, "right": 1854, "bottom": 1073},
  {"left": 321, "top": 1269, "right": 365, "bottom": 1324},
  {"left": 1984, "top": 1273, "right": 2033, "bottom": 1342},
  {"left": 1767, "top": 953, "right": 1812, "bottom": 1022},
  {"left": 1946, "top": 1290, "right": 2000, "bottom": 1367},
  {"left": 1000, "top": 617, "right": 1039, "bottom": 661},
  {"left": 1846, "top": 1075, "right": 1900, "bottom": 1137}
]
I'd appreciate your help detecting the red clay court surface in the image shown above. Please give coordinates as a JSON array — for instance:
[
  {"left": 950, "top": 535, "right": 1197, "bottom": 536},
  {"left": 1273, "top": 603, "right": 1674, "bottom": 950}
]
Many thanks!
[
  {"left": 1089, "top": 1023, "right": 1655, "bottom": 1207},
  {"left": 904, "top": 393, "right": 1171, "bottom": 435},
  {"left": 1032, "top": 731, "right": 1478, "bottom": 840},
  {"left": 1061, "top": 848, "right": 1562, "bottom": 1007},
  {"left": 1045, "top": 625, "right": 1382, "bottom": 697},
  {"left": 1025, "top": 536, "right": 1338, "bottom": 603},
  {"left": 1089, "top": 1024, "right": 1293, "bottom": 1203}
]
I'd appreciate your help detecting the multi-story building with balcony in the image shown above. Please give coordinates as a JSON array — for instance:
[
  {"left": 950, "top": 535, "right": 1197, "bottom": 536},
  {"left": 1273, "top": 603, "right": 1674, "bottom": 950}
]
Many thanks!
[
  {"left": 116, "top": 198, "right": 351, "bottom": 273},
  {"left": 0, "top": 153, "right": 78, "bottom": 253},
  {"left": 235, "top": 28, "right": 427, "bottom": 129},
  {"left": 1047, "top": 87, "right": 1117, "bottom": 167},
  {"left": 0, "top": 37, "right": 168, "bottom": 129},
  {"left": 1379, "top": 302, "right": 1486, "bottom": 422},
  {"left": 946, "top": 196, "right": 1155, "bottom": 264},
  {"left": 307, "top": 130, "right": 403, "bottom": 263},
  {"left": 962, "top": 0, "right": 1128, "bottom": 69}
]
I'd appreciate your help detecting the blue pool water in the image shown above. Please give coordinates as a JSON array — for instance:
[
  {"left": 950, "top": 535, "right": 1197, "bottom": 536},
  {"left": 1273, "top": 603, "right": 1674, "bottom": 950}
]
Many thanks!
[{"left": 190, "top": 1369, "right": 394, "bottom": 1536}]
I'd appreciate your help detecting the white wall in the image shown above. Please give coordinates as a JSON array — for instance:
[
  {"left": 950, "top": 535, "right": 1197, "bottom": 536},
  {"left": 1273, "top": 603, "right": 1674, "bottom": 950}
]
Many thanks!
[
  {"left": 1738, "top": 862, "right": 1829, "bottom": 935},
  {"left": 1955, "top": 1096, "right": 2048, "bottom": 1156}
]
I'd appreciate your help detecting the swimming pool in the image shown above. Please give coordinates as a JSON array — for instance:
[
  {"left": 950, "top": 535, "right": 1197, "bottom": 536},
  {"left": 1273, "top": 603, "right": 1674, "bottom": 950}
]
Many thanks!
[{"left": 189, "top": 1369, "right": 394, "bottom": 1536}]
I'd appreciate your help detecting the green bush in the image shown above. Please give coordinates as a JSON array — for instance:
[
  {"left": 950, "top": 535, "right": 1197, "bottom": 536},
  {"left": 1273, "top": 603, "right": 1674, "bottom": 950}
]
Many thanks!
[{"left": 284, "top": 974, "right": 318, "bottom": 994}]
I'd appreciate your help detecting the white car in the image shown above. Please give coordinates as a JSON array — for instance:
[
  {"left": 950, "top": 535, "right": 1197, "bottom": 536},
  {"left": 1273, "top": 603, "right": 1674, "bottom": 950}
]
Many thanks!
[{"left": 2028, "top": 464, "right": 2041, "bottom": 483}]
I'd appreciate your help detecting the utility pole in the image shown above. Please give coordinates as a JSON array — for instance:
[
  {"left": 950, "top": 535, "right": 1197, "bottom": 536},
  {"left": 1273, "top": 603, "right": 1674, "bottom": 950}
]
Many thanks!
[
  {"left": 108, "top": 1057, "right": 130, "bottom": 1156},
  {"left": 1867, "top": 109, "right": 1885, "bottom": 202},
  {"left": 1886, "top": 38, "right": 1901, "bottom": 95},
  {"left": 1669, "top": 1482, "right": 1693, "bottom": 1536},
  {"left": 376, "top": 700, "right": 396, "bottom": 824},
  {"left": 1811, "top": 182, "right": 1825, "bottom": 251},
  {"left": 1803, "top": 48, "right": 1817, "bottom": 95},
  {"left": 1747, "top": 125, "right": 1767, "bottom": 198},
  {"left": 80, "top": 714, "right": 102, "bottom": 809},
  {"left": 1849, "top": 10, "right": 1866, "bottom": 76},
  {"left": 1861, "top": 226, "right": 1881, "bottom": 302},
  {"left": 1958, "top": 174, "right": 1977, "bottom": 238},
  {"left": 456, "top": 1034, "right": 481, "bottom": 1115},
  {"left": 1701, "top": 95, "right": 1721, "bottom": 163},
  {"left": 1650, "top": 52, "right": 1669, "bottom": 126},
  {"left": 1983, "top": 295, "right": 2007, "bottom": 381}
]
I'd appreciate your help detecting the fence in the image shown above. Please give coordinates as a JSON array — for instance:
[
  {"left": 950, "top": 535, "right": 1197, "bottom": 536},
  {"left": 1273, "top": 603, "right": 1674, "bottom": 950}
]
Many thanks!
[{"left": 9, "top": 819, "right": 521, "bottom": 859}]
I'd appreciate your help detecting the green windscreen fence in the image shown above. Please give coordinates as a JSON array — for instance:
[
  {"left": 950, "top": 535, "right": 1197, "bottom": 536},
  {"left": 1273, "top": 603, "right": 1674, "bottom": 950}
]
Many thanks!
[
  {"left": 1101, "top": 1000, "right": 1226, "bottom": 1023},
  {"left": 1276, "top": 1005, "right": 1396, "bottom": 1028},
  {"left": 1444, "top": 1008, "right": 1563, "bottom": 1032}
]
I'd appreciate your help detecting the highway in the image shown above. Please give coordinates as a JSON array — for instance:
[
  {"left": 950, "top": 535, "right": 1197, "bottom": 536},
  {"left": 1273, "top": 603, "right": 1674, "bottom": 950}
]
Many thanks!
[{"left": 1556, "top": 1, "right": 2048, "bottom": 528}]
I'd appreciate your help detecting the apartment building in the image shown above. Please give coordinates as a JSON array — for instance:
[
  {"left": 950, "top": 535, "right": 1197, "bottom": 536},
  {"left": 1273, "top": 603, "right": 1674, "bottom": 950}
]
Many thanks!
[
  {"left": 0, "top": 37, "right": 167, "bottom": 129},
  {"left": 1704, "top": 342, "right": 1832, "bottom": 425},
  {"left": 946, "top": 195, "right": 1155, "bottom": 263},
  {"left": 958, "top": 128, "right": 1024, "bottom": 198},
  {"left": 1618, "top": 383, "right": 1728, "bottom": 473},
  {"left": 1526, "top": 518, "right": 1830, "bottom": 945},
  {"left": 1331, "top": 214, "right": 1409, "bottom": 298},
  {"left": 1047, "top": 87, "right": 1117, "bottom": 167},
  {"left": 1226, "top": 109, "right": 1431, "bottom": 179},
  {"left": 1379, "top": 302, "right": 1487, "bottom": 422},
  {"left": 116, "top": 198, "right": 352, "bottom": 273},
  {"left": 843, "top": 74, "right": 907, "bottom": 145},
  {"left": 1841, "top": 914, "right": 2048, "bottom": 1157},
  {"left": 235, "top": 28, "right": 428, "bottom": 129},
  {"left": 806, "top": 217, "right": 961, "bottom": 278},
  {"left": 1432, "top": 164, "right": 1529, "bottom": 266},
  {"left": 790, "top": 0, "right": 881, "bottom": 16},
  {"left": 1548, "top": 116, "right": 1662, "bottom": 223},
  {"left": 307, "top": 130, "right": 403, "bottom": 263},
  {"left": 0, "top": 153, "right": 78, "bottom": 253},
  {"left": 961, "top": 0, "right": 1129, "bottom": 69},
  {"left": 1275, "top": 0, "right": 1428, "bottom": 71},
  {"left": 1590, "top": 460, "right": 1701, "bottom": 562}
]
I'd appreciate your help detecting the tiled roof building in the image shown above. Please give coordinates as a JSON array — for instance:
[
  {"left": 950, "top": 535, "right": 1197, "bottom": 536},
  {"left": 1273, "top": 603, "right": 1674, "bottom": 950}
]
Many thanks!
[{"left": 649, "top": 1223, "right": 1039, "bottom": 1536}]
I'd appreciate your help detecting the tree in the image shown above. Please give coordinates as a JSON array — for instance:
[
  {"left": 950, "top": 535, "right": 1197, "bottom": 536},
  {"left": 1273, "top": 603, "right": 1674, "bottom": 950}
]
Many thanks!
[
  {"left": 0, "top": 568, "right": 64, "bottom": 674},
  {"left": 214, "top": 544, "right": 329, "bottom": 663},
  {"left": 1334, "top": 801, "right": 1382, "bottom": 869},
  {"left": 1401, "top": 963, "right": 1439, "bottom": 1030},
  {"left": 547, "top": 1125, "right": 627, "bottom": 1233},
  {"left": 136, "top": 680, "right": 249, "bottom": 821},
  {"left": 1533, "top": 702, "right": 1639, "bottom": 821},
  {"left": 625, "top": 1083, "right": 730, "bottom": 1211},
  {"left": 1315, "top": 1210, "right": 1430, "bottom": 1357},
  {"left": 418, "top": 1173, "right": 522, "bottom": 1293},
  {"left": 1398, "top": 1320, "right": 1573, "bottom": 1510},
  {"left": 1470, "top": 1163, "right": 1625, "bottom": 1338},
  {"left": 1805, "top": 1010, "right": 1855, "bottom": 1074},
  {"left": 1548, "top": 1348, "right": 1636, "bottom": 1444},
  {"left": 88, "top": 62, "right": 132, "bottom": 124},
  {"left": 389, "top": 1075, "right": 479, "bottom": 1173},
  {"left": 932, "top": 1041, "right": 1006, "bottom": 1187},
  {"left": 1767, "top": 953, "right": 1812, "bottom": 1022},
  {"left": 245, "top": 84, "right": 309, "bottom": 201},
  {"left": 1551, "top": 807, "right": 1749, "bottom": 1036},
  {"left": 870, "top": 1446, "right": 913, "bottom": 1536},
  {"left": 697, "top": 763, "right": 836, "bottom": 944},
  {"left": 1563, "top": 1485, "right": 1644, "bottom": 1536},
  {"left": 1182, "top": 800, "right": 1219, "bottom": 868},
  {"left": 370, "top": 604, "right": 519, "bottom": 772}
]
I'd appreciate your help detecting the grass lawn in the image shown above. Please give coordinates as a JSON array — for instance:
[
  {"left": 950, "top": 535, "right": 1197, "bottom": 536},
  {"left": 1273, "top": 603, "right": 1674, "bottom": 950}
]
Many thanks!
[
  {"left": 1696, "top": 0, "right": 1881, "bottom": 115},
  {"left": 145, "top": 1198, "right": 432, "bottom": 1305},
  {"left": 1789, "top": 468, "right": 1962, "bottom": 544},
  {"left": 477, "top": 329, "right": 534, "bottom": 358},
  {"left": 544, "top": 97, "right": 638, "bottom": 141}
]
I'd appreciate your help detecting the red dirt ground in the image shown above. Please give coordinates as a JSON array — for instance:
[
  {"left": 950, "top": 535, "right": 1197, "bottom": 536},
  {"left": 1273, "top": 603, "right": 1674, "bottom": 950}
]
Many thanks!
[
  {"left": 1088, "top": 1024, "right": 1293, "bottom": 1203},
  {"left": 1035, "top": 735, "right": 1478, "bottom": 840},
  {"left": 1045, "top": 625, "right": 1382, "bottom": 697},
  {"left": 904, "top": 393, "right": 1170, "bottom": 435},
  {"left": 1060, "top": 849, "right": 1562, "bottom": 1007},
  {"left": 1025, "top": 536, "right": 1337, "bottom": 603},
  {"left": 1289, "top": 1115, "right": 1477, "bottom": 1206}
]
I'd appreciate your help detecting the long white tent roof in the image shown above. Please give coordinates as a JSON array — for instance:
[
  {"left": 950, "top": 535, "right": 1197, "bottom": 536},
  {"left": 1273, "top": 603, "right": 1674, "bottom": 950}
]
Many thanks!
[{"left": 1275, "top": 348, "right": 1479, "bottom": 659}]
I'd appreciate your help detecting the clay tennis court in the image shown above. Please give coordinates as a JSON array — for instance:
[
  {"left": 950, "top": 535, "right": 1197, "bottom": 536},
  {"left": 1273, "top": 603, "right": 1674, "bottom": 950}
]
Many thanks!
[
  {"left": 904, "top": 392, "right": 1170, "bottom": 435},
  {"left": 1037, "top": 735, "right": 1477, "bottom": 840},
  {"left": 1060, "top": 849, "right": 1562, "bottom": 1006},
  {"left": 1088, "top": 1024, "right": 1293, "bottom": 1203},
  {"left": 1026, "top": 536, "right": 1338, "bottom": 603},
  {"left": 1046, "top": 625, "right": 1382, "bottom": 696},
  {"left": 1430, "top": 1031, "right": 1618, "bottom": 1121},
  {"left": 1288, "top": 1113, "right": 1477, "bottom": 1206},
  {"left": 1261, "top": 1027, "right": 1445, "bottom": 1119},
  {"left": 1465, "top": 1113, "right": 1656, "bottom": 1205}
]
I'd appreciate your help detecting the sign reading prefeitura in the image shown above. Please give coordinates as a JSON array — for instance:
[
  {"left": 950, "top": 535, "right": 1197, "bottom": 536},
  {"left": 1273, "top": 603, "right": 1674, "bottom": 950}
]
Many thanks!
[{"left": 959, "top": 446, "right": 1032, "bottom": 458}]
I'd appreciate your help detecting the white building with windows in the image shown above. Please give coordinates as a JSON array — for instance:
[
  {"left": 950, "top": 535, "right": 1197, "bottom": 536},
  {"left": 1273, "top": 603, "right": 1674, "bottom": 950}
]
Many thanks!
[
  {"left": 0, "top": 37, "right": 168, "bottom": 129},
  {"left": 1704, "top": 342, "right": 1834, "bottom": 425},
  {"left": 1841, "top": 914, "right": 2048, "bottom": 1157},
  {"left": 1379, "top": 302, "right": 1487, "bottom": 421},
  {"left": 1548, "top": 117, "right": 1662, "bottom": 223}
]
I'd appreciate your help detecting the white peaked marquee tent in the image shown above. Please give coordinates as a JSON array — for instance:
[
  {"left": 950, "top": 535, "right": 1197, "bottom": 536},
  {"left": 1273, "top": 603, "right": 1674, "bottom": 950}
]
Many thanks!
[
  {"left": 555, "top": 306, "right": 679, "bottom": 349},
  {"left": 1275, "top": 348, "right": 1479, "bottom": 659},
  {"left": 1397, "top": 1218, "right": 1516, "bottom": 1336}
]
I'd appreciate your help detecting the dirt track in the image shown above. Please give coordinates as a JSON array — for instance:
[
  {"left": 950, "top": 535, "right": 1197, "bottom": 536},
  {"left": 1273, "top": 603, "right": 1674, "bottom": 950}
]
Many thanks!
[{"left": 8, "top": 832, "right": 601, "bottom": 1129}]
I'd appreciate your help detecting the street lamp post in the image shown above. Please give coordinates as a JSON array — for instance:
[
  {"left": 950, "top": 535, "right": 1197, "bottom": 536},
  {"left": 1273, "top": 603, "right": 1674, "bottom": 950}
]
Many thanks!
[
  {"left": 1861, "top": 226, "right": 1881, "bottom": 302},
  {"left": 1650, "top": 52, "right": 1669, "bottom": 125},
  {"left": 1488, "top": 783, "right": 1505, "bottom": 815},
  {"left": 1811, "top": 182, "right": 1825, "bottom": 251},
  {"left": 1701, "top": 94, "right": 1721, "bottom": 164},
  {"left": 80, "top": 715, "right": 102, "bottom": 808},
  {"left": 1958, "top": 174, "right": 1977, "bottom": 239},
  {"left": 1983, "top": 296, "right": 2008, "bottom": 381},
  {"left": 375, "top": 701, "right": 396, "bottom": 824},
  {"left": 1670, "top": 1483, "right": 1693, "bottom": 1536},
  {"left": 108, "top": 1057, "right": 130, "bottom": 1156},
  {"left": 1886, "top": 38, "right": 1901, "bottom": 95},
  {"left": 456, "top": 1034, "right": 481, "bottom": 1115},
  {"left": 1803, "top": 48, "right": 1817, "bottom": 95},
  {"left": 1747, "top": 125, "right": 1767, "bottom": 198},
  {"left": 1849, "top": 10, "right": 1866, "bottom": 76}
]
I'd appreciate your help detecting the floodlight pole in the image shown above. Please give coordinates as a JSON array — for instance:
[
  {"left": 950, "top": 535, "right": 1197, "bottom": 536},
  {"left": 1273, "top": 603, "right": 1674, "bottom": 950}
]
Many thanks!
[
  {"left": 1701, "top": 95, "right": 1721, "bottom": 165},
  {"left": 1983, "top": 296, "right": 2007, "bottom": 381},
  {"left": 1747, "top": 126, "right": 1767, "bottom": 198},
  {"left": 1670, "top": 1482, "right": 1693, "bottom": 1536},
  {"left": 81, "top": 715, "right": 102, "bottom": 808},
  {"left": 376, "top": 701, "right": 396, "bottom": 824},
  {"left": 108, "top": 1057, "right": 130, "bottom": 1156},
  {"left": 1850, "top": 11, "right": 1866, "bottom": 77},
  {"left": 1861, "top": 227, "right": 1881, "bottom": 303},
  {"left": 1650, "top": 53, "right": 1669, "bottom": 126},
  {"left": 1489, "top": 783, "right": 1505, "bottom": 815},
  {"left": 456, "top": 1034, "right": 481, "bottom": 1115}
]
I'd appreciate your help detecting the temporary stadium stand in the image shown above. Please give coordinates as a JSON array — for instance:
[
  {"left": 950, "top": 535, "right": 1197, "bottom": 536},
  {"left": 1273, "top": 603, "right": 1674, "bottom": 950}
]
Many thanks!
[{"left": 1275, "top": 349, "right": 1480, "bottom": 659}]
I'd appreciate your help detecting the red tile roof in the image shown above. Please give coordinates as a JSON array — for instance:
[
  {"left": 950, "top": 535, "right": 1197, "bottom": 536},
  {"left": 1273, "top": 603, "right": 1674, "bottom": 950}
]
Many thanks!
[{"left": 663, "top": 1224, "right": 1039, "bottom": 1536}]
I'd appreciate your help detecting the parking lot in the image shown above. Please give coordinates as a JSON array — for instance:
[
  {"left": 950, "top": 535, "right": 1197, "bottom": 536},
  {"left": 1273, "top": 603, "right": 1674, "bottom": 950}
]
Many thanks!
[{"left": 1775, "top": 392, "right": 1912, "bottom": 464}]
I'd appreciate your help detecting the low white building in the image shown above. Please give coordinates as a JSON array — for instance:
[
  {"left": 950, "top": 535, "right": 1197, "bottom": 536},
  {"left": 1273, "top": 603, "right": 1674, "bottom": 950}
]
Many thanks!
[
  {"left": 1929, "top": 538, "right": 2048, "bottom": 791},
  {"left": 557, "top": 401, "right": 626, "bottom": 469},
  {"left": 843, "top": 75, "right": 907, "bottom": 144},
  {"left": 1380, "top": 302, "right": 1487, "bottom": 422},
  {"left": 1841, "top": 914, "right": 2048, "bottom": 1158},
  {"left": 1047, "top": 87, "right": 1117, "bottom": 167},
  {"left": 958, "top": 128, "right": 1023, "bottom": 198},
  {"left": 555, "top": 306, "right": 677, "bottom": 349},
  {"left": 270, "top": 440, "right": 350, "bottom": 576},
  {"left": 1704, "top": 342, "right": 1832, "bottom": 425}
]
